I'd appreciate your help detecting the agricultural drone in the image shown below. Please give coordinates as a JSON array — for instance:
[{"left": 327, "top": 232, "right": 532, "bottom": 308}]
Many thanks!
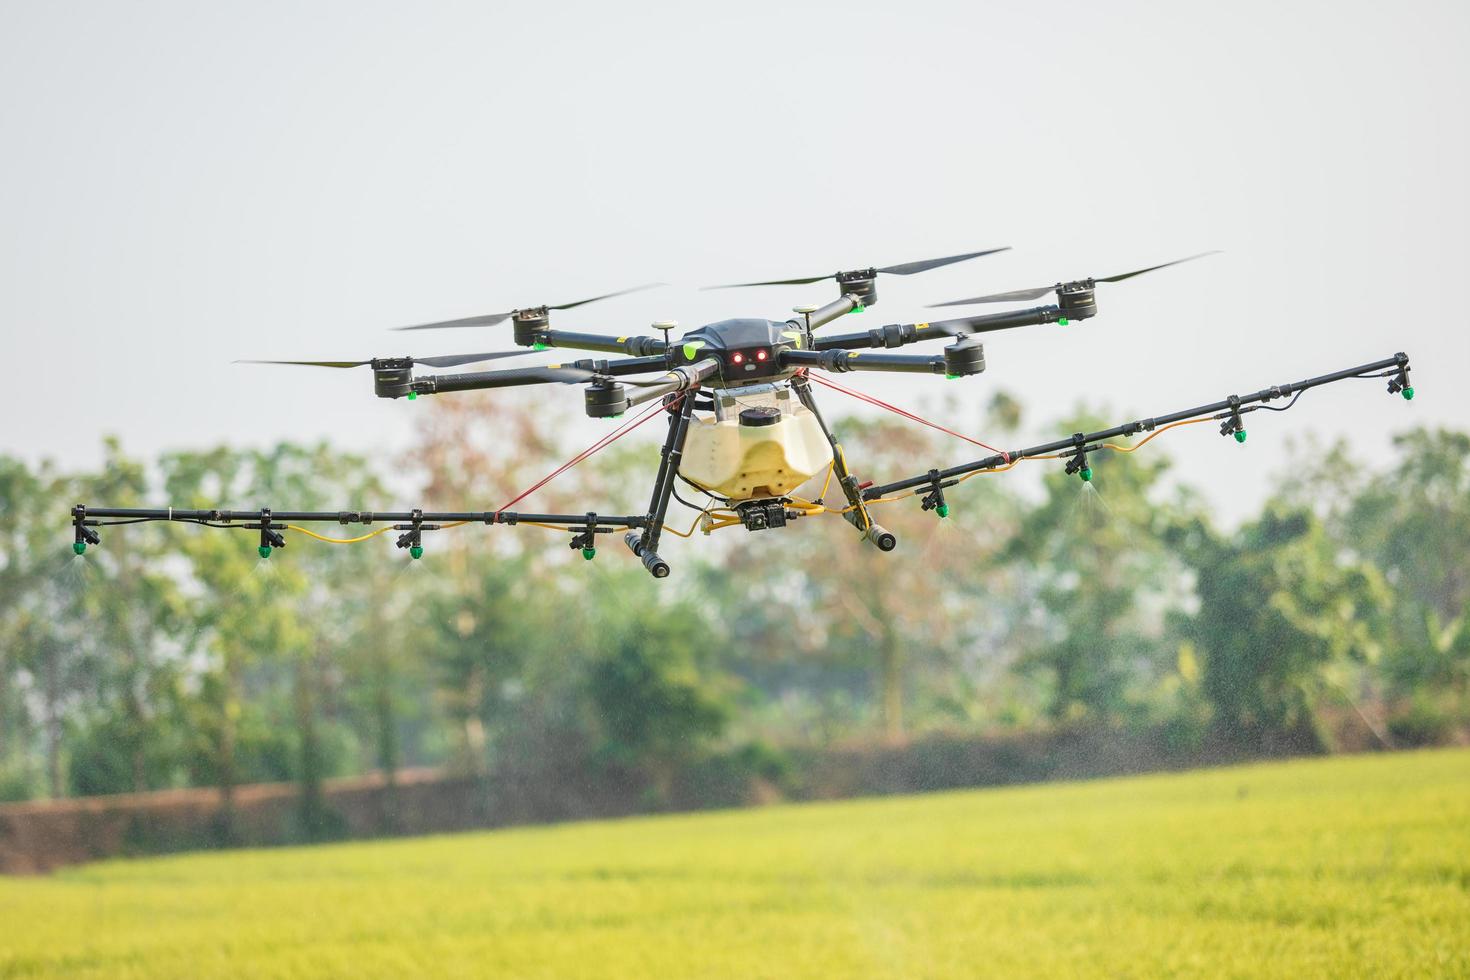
[{"left": 72, "top": 248, "right": 1413, "bottom": 577}]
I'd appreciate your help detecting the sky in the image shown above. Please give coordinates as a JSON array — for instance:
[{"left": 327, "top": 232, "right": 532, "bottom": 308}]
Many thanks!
[{"left": 2, "top": 0, "right": 1467, "bottom": 524}]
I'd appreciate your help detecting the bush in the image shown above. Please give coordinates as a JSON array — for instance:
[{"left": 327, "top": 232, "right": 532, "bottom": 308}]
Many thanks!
[{"left": 1387, "top": 695, "right": 1458, "bottom": 747}]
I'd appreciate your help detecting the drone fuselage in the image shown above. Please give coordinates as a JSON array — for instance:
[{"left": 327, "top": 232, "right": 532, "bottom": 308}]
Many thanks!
[{"left": 672, "top": 318, "right": 806, "bottom": 388}]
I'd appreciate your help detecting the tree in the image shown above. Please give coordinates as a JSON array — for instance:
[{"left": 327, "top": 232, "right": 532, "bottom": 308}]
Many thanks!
[
  {"left": 1005, "top": 412, "right": 1188, "bottom": 725},
  {"left": 1336, "top": 429, "right": 1470, "bottom": 696},
  {"left": 1172, "top": 507, "right": 1389, "bottom": 750},
  {"left": 587, "top": 601, "right": 731, "bottom": 803}
]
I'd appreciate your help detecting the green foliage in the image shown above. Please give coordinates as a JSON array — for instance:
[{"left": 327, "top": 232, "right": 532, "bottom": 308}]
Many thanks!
[
  {"left": 1173, "top": 507, "right": 1390, "bottom": 750},
  {"left": 1006, "top": 412, "right": 1184, "bottom": 725},
  {"left": 0, "top": 408, "right": 1465, "bottom": 815},
  {"left": 587, "top": 600, "right": 732, "bottom": 787}
]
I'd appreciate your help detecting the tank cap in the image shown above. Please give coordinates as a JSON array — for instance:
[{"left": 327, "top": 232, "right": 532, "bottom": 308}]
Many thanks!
[{"left": 739, "top": 406, "right": 782, "bottom": 428}]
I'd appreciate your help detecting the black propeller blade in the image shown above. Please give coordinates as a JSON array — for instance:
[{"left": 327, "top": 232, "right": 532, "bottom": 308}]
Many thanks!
[
  {"left": 928, "top": 252, "right": 1220, "bottom": 308},
  {"left": 391, "top": 283, "right": 665, "bottom": 332},
  {"left": 235, "top": 349, "right": 536, "bottom": 370},
  {"left": 702, "top": 247, "right": 1011, "bottom": 290}
]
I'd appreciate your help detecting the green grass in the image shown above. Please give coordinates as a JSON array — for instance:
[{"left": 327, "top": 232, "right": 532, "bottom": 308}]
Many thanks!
[{"left": 1, "top": 750, "right": 1468, "bottom": 978}]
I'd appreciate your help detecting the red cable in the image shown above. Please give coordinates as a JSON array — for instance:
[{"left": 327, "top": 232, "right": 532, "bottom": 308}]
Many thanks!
[
  {"left": 807, "top": 374, "right": 1009, "bottom": 460},
  {"left": 495, "top": 394, "right": 681, "bottom": 518}
]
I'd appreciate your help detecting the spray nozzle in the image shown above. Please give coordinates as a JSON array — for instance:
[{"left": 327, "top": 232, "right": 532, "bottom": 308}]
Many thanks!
[
  {"left": 395, "top": 509, "right": 436, "bottom": 559},
  {"left": 920, "top": 472, "right": 952, "bottom": 519}
]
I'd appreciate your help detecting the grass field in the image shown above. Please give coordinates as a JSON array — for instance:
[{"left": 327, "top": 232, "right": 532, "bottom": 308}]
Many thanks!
[{"left": 0, "top": 750, "right": 1467, "bottom": 978}]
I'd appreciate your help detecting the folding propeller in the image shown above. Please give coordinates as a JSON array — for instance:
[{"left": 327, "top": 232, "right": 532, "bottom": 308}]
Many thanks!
[
  {"left": 235, "top": 350, "right": 537, "bottom": 370},
  {"left": 391, "top": 283, "right": 665, "bottom": 332},
  {"left": 927, "top": 251, "right": 1220, "bottom": 308},
  {"left": 235, "top": 354, "right": 678, "bottom": 389},
  {"left": 702, "top": 247, "right": 1011, "bottom": 290}
]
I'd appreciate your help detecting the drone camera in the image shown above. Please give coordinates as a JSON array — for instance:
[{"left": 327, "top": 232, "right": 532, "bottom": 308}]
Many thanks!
[{"left": 737, "top": 499, "right": 789, "bottom": 532}]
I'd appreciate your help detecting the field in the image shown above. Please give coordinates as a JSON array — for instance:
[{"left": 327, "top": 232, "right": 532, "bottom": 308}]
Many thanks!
[{"left": 0, "top": 750, "right": 1466, "bottom": 979}]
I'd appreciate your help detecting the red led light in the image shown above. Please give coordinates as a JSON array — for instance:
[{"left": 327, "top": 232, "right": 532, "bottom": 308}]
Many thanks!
[
  {"left": 731, "top": 352, "right": 745, "bottom": 365},
  {"left": 755, "top": 349, "right": 768, "bottom": 362}
]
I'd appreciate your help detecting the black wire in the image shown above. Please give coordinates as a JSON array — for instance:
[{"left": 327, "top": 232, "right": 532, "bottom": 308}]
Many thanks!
[
  {"left": 676, "top": 472, "right": 731, "bottom": 505},
  {"left": 671, "top": 485, "right": 708, "bottom": 514},
  {"left": 91, "top": 517, "right": 256, "bottom": 529},
  {"left": 1249, "top": 389, "right": 1305, "bottom": 413}
]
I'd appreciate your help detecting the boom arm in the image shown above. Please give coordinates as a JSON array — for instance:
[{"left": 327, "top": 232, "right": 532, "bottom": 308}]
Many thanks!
[{"left": 859, "top": 353, "right": 1412, "bottom": 502}]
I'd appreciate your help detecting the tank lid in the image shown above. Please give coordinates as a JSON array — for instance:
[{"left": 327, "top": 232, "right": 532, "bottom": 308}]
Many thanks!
[{"left": 738, "top": 406, "right": 782, "bottom": 428}]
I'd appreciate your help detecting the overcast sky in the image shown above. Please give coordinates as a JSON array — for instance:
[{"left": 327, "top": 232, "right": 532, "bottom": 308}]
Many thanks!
[{"left": 2, "top": 0, "right": 1467, "bottom": 523}]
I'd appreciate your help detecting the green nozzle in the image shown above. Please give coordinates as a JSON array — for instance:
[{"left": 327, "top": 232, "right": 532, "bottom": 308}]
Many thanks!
[
  {"left": 936, "top": 503, "right": 950, "bottom": 519},
  {"left": 1402, "top": 386, "right": 1414, "bottom": 401},
  {"left": 1058, "top": 317, "right": 1069, "bottom": 326},
  {"left": 406, "top": 391, "right": 417, "bottom": 400},
  {"left": 582, "top": 547, "right": 596, "bottom": 561},
  {"left": 72, "top": 541, "right": 87, "bottom": 555},
  {"left": 258, "top": 545, "right": 272, "bottom": 559},
  {"left": 1080, "top": 466, "right": 1093, "bottom": 483},
  {"left": 409, "top": 545, "right": 424, "bottom": 560},
  {"left": 1234, "top": 429, "right": 1248, "bottom": 444}
]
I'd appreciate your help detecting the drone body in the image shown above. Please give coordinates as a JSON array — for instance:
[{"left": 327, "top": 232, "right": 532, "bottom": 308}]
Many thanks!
[{"left": 74, "top": 249, "right": 1413, "bottom": 578}]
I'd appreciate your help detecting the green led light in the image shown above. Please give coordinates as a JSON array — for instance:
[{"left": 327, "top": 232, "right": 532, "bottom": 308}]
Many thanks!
[
  {"left": 1058, "top": 317, "right": 1069, "bottom": 326},
  {"left": 1234, "top": 429, "right": 1248, "bottom": 444},
  {"left": 258, "top": 545, "right": 272, "bottom": 559},
  {"left": 1402, "top": 386, "right": 1415, "bottom": 401},
  {"left": 1080, "top": 466, "right": 1093, "bottom": 482},
  {"left": 72, "top": 541, "right": 87, "bottom": 555},
  {"left": 406, "top": 391, "right": 417, "bottom": 400},
  {"left": 851, "top": 303, "right": 865, "bottom": 314},
  {"left": 936, "top": 503, "right": 950, "bottom": 519},
  {"left": 409, "top": 545, "right": 424, "bottom": 560},
  {"left": 533, "top": 342, "right": 549, "bottom": 351},
  {"left": 582, "top": 547, "right": 596, "bottom": 561},
  {"left": 945, "top": 374, "right": 959, "bottom": 380}
]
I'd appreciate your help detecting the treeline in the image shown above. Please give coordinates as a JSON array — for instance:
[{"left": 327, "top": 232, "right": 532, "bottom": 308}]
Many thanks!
[{"left": 1, "top": 393, "right": 1466, "bottom": 838}]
